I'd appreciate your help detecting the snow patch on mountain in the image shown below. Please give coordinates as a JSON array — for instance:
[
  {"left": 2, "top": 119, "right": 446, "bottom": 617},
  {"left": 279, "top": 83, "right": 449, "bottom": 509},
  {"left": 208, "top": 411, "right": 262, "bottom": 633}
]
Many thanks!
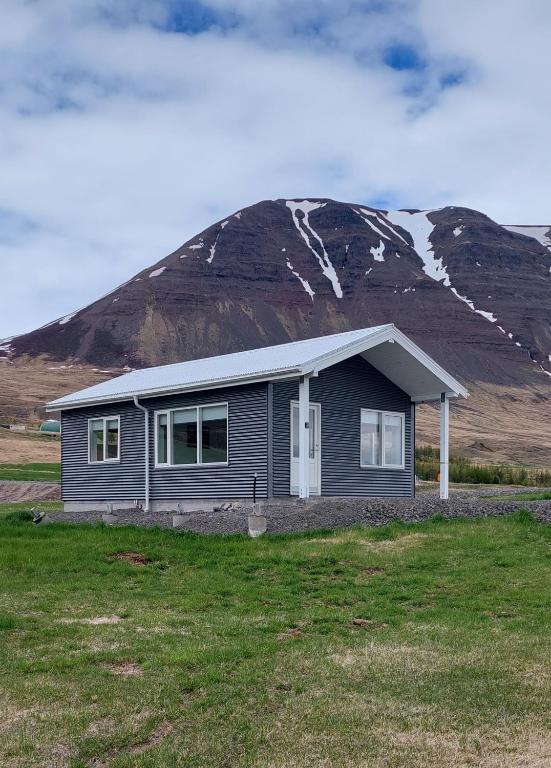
[
  {"left": 0, "top": 337, "right": 13, "bottom": 354},
  {"left": 387, "top": 209, "right": 501, "bottom": 325},
  {"left": 59, "top": 312, "right": 77, "bottom": 325},
  {"left": 207, "top": 222, "right": 228, "bottom": 264},
  {"left": 453, "top": 226, "right": 464, "bottom": 237},
  {"left": 386, "top": 210, "right": 448, "bottom": 283},
  {"left": 187, "top": 240, "right": 204, "bottom": 251},
  {"left": 286, "top": 200, "right": 343, "bottom": 298},
  {"left": 286, "top": 259, "right": 315, "bottom": 302},
  {"left": 353, "top": 208, "right": 390, "bottom": 241},
  {"left": 502, "top": 225, "right": 551, "bottom": 249},
  {"left": 149, "top": 267, "right": 166, "bottom": 278},
  {"left": 374, "top": 212, "right": 409, "bottom": 244},
  {"left": 370, "top": 240, "right": 385, "bottom": 262},
  {"left": 450, "top": 288, "right": 497, "bottom": 322}
]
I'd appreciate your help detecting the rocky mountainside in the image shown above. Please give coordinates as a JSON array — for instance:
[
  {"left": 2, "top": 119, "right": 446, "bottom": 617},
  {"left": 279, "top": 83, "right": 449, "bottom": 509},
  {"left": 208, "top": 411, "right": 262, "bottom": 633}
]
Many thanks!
[{"left": 3, "top": 199, "right": 550, "bottom": 390}]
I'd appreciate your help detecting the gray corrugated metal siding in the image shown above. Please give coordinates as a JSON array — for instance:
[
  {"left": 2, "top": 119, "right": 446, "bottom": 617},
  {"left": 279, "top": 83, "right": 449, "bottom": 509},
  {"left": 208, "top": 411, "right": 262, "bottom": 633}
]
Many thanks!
[
  {"left": 61, "top": 383, "right": 268, "bottom": 502},
  {"left": 272, "top": 355, "right": 413, "bottom": 497}
]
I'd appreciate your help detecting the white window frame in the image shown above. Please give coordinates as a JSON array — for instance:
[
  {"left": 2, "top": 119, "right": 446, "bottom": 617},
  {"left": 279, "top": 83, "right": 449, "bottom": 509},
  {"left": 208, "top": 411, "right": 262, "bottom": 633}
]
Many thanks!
[
  {"left": 360, "top": 409, "right": 405, "bottom": 470},
  {"left": 154, "top": 402, "right": 229, "bottom": 468},
  {"left": 88, "top": 416, "right": 120, "bottom": 464}
]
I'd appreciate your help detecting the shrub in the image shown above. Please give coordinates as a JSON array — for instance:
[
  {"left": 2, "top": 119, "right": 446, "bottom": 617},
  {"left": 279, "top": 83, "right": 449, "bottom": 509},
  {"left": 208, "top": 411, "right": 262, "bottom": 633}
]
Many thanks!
[
  {"left": 4, "top": 509, "right": 34, "bottom": 524},
  {"left": 415, "top": 446, "right": 551, "bottom": 486}
]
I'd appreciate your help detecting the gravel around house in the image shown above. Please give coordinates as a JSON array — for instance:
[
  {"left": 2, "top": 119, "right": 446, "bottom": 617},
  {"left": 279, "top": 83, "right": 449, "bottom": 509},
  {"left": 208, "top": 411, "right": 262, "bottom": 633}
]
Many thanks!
[{"left": 50, "top": 486, "right": 551, "bottom": 534}]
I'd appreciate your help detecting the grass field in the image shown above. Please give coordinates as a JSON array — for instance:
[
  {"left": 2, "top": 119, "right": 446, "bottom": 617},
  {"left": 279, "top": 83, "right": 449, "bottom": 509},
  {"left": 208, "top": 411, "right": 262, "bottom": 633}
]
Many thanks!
[
  {"left": 493, "top": 491, "right": 551, "bottom": 502},
  {"left": 0, "top": 462, "right": 61, "bottom": 482},
  {"left": 0, "top": 510, "right": 550, "bottom": 767}
]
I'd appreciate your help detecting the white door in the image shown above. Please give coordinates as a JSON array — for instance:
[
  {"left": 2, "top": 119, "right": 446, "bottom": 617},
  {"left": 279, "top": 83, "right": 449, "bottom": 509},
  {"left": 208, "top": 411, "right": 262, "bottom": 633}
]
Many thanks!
[{"left": 290, "top": 402, "right": 321, "bottom": 495}]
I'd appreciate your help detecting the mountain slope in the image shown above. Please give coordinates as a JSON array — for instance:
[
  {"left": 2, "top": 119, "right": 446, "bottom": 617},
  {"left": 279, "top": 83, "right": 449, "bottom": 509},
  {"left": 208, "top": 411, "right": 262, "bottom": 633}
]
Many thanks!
[{"left": 4, "top": 199, "right": 550, "bottom": 390}]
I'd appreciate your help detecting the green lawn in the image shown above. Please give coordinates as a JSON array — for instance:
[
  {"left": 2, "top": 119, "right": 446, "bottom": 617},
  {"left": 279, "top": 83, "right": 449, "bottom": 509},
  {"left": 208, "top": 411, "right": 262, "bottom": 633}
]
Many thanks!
[
  {"left": 0, "top": 462, "right": 61, "bottom": 482},
  {"left": 0, "top": 511, "right": 550, "bottom": 767},
  {"left": 492, "top": 491, "right": 551, "bottom": 502}
]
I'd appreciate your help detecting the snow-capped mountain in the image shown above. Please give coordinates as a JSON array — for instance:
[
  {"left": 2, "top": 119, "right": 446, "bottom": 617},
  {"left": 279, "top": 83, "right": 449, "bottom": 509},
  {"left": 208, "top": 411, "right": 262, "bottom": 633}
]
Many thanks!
[{"left": 3, "top": 198, "right": 551, "bottom": 387}]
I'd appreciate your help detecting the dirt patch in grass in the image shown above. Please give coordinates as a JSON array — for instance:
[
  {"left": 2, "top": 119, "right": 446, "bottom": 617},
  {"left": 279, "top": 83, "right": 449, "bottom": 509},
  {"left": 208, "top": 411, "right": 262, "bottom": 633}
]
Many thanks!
[
  {"left": 0, "top": 700, "right": 36, "bottom": 734},
  {"left": 58, "top": 615, "right": 123, "bottom": 625},
  {"left": 129, "top": 720, "right": 173, "bottom": 755},
  {"left": 110, "top": 551, "right": 152, "bottom": 566},
  {"left": 332, "top": 641, "right": 445, "bottom": 674},
  {"left": 101, "top": 661, "right": 143, "bottom": 677},
  {"left": 351, "top": 618, "right": 389, "bottom": 629},
  {"left": 85, "top": 716, "right": 116, "bottom": 737},
  {"left": 381, "top": 726, "right": 551, "bottom": 768},
  {"left": 85, "top": 720, "right": 173, "bottom": 767},
  {"left": 361, "top": 533, "right": 427, "bottom": 552},
  {"left": 310, "top": 531, "right": 427, "bottom": 552}
]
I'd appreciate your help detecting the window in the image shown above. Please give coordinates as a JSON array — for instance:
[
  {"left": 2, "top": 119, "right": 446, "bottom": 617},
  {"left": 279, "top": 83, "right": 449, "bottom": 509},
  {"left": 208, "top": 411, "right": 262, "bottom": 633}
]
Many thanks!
[
  {"left": 173, "top": 408, "right": 198, "bottom": 465},
  {"left": 89, "top": 417, "right": 120, "bottom": 463},
  {"left": 155, "top": 404, "right": 228, "bottom": 466},
  {"left": 157, "top": 413, "right": 168, "bottom": 464},
  {"left": 360, "top": 409, "right": 404, "bottom": 468},
  {"left": 291, "top": 403, "right": 317, "bottom": 460}
]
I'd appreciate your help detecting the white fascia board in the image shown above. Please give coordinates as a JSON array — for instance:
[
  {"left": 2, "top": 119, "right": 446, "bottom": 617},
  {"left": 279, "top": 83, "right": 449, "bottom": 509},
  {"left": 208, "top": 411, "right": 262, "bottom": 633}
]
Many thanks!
[
  {"left": 302, "top": 324, "right": 469, "bottom": 399},
  {"left": 45, "top": 368, "right": 302, "bottom": 412},
  {"left": 302, "top": 325, "right": 395, "bottom": 377}
]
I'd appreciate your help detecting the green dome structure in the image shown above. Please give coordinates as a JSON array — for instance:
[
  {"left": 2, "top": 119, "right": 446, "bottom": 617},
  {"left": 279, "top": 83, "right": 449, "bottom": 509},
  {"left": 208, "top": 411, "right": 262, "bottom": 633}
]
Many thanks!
[{"left": 40, "top": 419, "right": 60, "bottom": 434}]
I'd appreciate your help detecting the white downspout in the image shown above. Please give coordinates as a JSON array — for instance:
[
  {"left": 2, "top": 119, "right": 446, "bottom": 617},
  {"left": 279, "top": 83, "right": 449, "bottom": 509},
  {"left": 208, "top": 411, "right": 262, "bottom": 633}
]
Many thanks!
[
  {"left": 133, "top": 396, "right": 150, "bottom": 512},
  {"left": 439, "top": 392, "right": 449, "bottom": 500},
  {"left": 298, "top": 374, "right": 311, "bottom": 499}
]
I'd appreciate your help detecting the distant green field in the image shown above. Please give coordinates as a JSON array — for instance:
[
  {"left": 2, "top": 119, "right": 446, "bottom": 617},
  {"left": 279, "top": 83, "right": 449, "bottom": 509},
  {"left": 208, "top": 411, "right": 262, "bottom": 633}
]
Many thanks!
[{"left": 0, "top": 462, "right": 61, "bottom": 482}]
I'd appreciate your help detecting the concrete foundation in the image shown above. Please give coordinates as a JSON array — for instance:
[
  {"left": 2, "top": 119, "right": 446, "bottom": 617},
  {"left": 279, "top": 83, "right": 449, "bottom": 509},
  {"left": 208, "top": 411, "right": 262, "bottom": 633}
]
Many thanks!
[{"left": 63, "top": 498, "right": 257, "bottom": 514}]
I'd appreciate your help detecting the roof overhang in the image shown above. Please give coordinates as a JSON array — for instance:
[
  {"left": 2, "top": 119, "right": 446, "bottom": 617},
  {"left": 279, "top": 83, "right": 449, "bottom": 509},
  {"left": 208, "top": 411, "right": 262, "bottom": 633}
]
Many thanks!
[{"left": 304, "top": 325, "right": 468, "bottom": 401}]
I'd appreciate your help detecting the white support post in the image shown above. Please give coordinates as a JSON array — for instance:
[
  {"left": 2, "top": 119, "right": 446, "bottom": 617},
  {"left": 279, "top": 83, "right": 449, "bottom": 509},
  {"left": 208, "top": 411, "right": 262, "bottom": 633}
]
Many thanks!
[
  {"left": 439, "top": 392, "right": 449, "bottom": 500},
  {"left": 298, "top": 375, "right": 310, "bottom": 499}
]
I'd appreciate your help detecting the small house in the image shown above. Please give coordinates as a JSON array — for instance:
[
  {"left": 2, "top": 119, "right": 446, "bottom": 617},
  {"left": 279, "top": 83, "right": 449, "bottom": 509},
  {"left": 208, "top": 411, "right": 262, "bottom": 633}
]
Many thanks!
[{"left": 46, "top": 325, "right": 468, "bottom": 512}]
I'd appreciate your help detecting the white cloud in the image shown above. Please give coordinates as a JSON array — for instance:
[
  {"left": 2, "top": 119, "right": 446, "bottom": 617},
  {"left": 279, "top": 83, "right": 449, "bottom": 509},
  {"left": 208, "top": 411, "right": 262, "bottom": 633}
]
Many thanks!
[{"left": 0, "top": 0, "right": 550, "bottom": 336}]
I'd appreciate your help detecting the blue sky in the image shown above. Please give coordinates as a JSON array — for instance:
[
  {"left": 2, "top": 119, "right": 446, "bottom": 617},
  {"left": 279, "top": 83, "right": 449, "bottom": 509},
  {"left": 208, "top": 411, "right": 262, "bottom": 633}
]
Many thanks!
[{"left": 1, "top": 0, "right": 550, "bottom": 336}]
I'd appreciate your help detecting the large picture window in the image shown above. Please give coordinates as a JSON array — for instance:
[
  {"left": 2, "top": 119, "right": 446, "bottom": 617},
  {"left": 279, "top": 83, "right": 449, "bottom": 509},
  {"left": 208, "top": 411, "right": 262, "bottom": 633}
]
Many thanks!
[
  {"left": 360, "top": 409, "right": 404, "bottom": 468},
  {"left": 155, "top": 403, "right": 228, "bottom": 466},
  {"left": 89, "top": 416, "right": 120, "bottom": 463}
]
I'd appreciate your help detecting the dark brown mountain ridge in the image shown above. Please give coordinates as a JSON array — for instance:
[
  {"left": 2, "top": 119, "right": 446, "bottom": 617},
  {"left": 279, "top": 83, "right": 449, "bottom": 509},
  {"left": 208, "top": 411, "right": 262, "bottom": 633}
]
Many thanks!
[{"left": 3, "top": 198, "right": 550, "bottom": 387}]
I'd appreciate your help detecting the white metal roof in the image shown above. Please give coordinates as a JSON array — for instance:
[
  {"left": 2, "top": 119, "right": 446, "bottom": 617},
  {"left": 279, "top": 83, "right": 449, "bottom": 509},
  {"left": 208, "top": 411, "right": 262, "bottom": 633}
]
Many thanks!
[{"left": 46, "top": 324, "right": 468, "bottom": 410}]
